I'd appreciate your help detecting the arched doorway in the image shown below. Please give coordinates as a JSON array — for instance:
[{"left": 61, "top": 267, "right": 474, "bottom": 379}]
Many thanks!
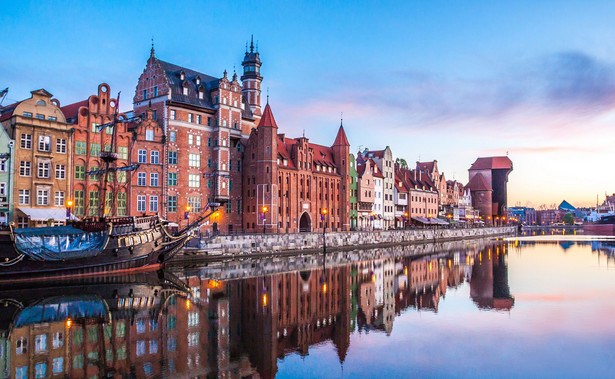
[{"left": 299, "top": 212, "right": 311, "bottom": 232}]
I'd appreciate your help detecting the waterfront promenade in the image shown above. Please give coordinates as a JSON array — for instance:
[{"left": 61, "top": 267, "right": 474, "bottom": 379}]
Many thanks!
[{"left": 181, "top": 226, "right": 516, "bottom": 258}]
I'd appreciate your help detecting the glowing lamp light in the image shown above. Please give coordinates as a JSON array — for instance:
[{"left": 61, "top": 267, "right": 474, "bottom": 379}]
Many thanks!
[
  {"left": 262, "top": 206, "right": 268, "bottom": 213},
  {"left": 321, "top": 208, "right": 328, "bottom": 215},
  {"left": 371, "top": 274, "right": 376, "bottom": 283},
  {"left": 66, "top": 318, "right": 72, "bottom": 329},
  {"left": 186, "top": 299, "right": 191, "bottom": 310},
  {"left": 322, "top": 283, "right": 328, "bottom": 294},
  {"left": 66, "top": 200, "right": 73, "bottom": 207},
  {"left": 186, "top": 205, "right": 191, "bottom": 212},
  {"left": 404, "top": 266, "right": 408, "bottom": 276},
  {"left": 262, "top": 293, "right": 268, "bottom": 307}
]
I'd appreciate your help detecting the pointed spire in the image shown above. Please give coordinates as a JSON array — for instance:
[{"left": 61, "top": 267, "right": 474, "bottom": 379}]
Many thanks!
[
  {"left": 333, "top": 123, "right": 350, "bottom": 147},
  {"left": 266, "top": 87, "right": 269, "bottom": 105},
  {"left": 150, "top": 37, "right": 155, "bottom": 58},
  {"left": 257, "top": 103, "right": 278, "bottom": 128},
  {"left": 340, "top": 112, "right": 343, "bottom": 127},
  {"left": 250, "top": 34, "right": 254, "bottom": 53},
  {"left": 223, "top": 69, "right": 227, "bottom": 78}
]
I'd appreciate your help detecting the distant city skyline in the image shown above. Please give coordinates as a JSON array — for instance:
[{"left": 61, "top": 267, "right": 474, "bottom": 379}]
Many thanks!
[{"left": 2, "top": 0, "right": 614, "bottom": 207}]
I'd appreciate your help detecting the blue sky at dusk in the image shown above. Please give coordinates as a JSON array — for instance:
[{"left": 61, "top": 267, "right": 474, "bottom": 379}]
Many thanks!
[{"left": 2, "top": 0, "right": 615, "bottom": 207}]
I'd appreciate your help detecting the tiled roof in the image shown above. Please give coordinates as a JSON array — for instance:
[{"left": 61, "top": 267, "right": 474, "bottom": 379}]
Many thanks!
[
  {"left": 258, "top": 104, "right": 277, "bottom": 128},
  {"left": 0, "top": 102, "right": 18, "bottom": 122},
  {"left": 466, "top": 173, "right": 491, "bottom": 191},
  {"left": 417, "top": 161, "right": 435, "bottom": 173},
  {"left": 469, "top": 156, "right": 512, "bottom": 170},
  {"left": 60, "top": 100, "right": 88, "bottom": 123},
  {"left": 369, "top": 159, "right": 384, "bottom": 178},
  {"left": 156, "top": 59, "right": 255, "bottom": 120},
  {"left": 366, "top": 150, "right": 384, "bottom": 159},
  {"left": 332, "top": 125, "right": 350, "bottom": 146}
]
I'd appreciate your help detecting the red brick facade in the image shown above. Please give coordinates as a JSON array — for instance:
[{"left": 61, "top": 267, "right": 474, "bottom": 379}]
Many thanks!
[
  {"left": 62, "top": 83, "right": 132, "bottom": 217},
  {"left": 133, "top": 43, "right": 260, "bottom": 233},
  {"left": 243, "top": 104, "right": 351, "bottom": 233}
]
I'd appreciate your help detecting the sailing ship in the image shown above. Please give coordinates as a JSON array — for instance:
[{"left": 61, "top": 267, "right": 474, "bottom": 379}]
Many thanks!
[{"left": 0, "top": 93, "right": 216, "bottom": 280}]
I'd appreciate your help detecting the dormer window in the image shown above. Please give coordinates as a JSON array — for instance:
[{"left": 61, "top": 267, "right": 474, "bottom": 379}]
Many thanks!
[
  {"left": 182, "top": 86, "right": 188, "bottom": 96},
  {"left": 195, "top": 76, "right": 201, "bottom": 85},
  {"left": 180, "top": 71, "right": 185, "bottom": 81},
  {"left": 198, "top": 88, "right": 204, "bottom": 100}
]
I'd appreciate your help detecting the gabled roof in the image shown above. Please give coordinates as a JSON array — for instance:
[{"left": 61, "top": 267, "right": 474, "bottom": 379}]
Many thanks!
[
  {"left": 417, "top": 161, "right": 435, "bottom": 173},
  {"left": 466, "top": 173, "right": 491, "bottom": 191},
  {"left": 258, "top": 104, "right": 278, "bottom": 128},
  {"left": 0, "top": 102, "right": 18, "bottom": 122},
  {"left": 470, "top": 156, "right": 512, "bottom": 170},
  {"left": 365, "top": 149, "right": 384, "bottom": 159},
  {"left": 369, "top": 159, "right": 384, "bottom": 178},
  {"left": 558, "top": 200, "right": 576, "bottom": 211},
  {"left": 332, "top": 125, "right": 350, "bottom": 146},
  {"left": 61, "top": 100, "right": 88, "bottom": 123}
]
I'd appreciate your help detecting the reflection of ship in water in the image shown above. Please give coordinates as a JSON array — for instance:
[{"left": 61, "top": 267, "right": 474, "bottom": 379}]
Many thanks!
[
  {"left": 470, "top": 244, "right": 514, "bottom": 311},
  {"left": 591, "top": 240, "right": 615, "bottom": 264},
  {"left": 0, "top": 240, "right": 513, "bottom": 379}
]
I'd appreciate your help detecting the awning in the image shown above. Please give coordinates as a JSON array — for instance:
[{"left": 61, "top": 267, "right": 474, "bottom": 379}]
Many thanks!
[
  {"left": 395, "top": 216, "right": 405, "bottom": 222},
  {"left": 19, "top": 207, "right": 77, "bottom": 221}
]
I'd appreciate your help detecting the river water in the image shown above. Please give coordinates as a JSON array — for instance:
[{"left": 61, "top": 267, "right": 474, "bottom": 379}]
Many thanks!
[{"left": 1, "top": 231, "right": 614, "bottom": 378}]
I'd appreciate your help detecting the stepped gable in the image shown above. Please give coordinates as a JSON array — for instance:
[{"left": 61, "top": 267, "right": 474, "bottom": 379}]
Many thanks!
[{"left": 466, "top": 173, "right": 491, "bottom": 191}]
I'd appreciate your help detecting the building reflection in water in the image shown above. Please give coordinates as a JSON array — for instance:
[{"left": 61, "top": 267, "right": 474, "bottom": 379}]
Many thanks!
[{"left": 0, "top": 241, "right": 512, "bottom": 378}]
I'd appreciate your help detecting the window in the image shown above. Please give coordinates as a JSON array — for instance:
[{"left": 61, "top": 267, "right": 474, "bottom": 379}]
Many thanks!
[
  {"left": 150, "top": 173, "right": 159, "bottom": 187},
  {"left": 170, "top": 110, "right": 176, "bottom": 119},
  {"left": 145, "top": 129, "right": 154, "bottom": 141},
  {"left": 55, "top": 138, "right": 67, "bottom": 153},
  {"left": 207, "top": 117, "right": 212, "bottom": 126},
  {"left": 187, "top": 196, "right": 201, "bottom": 213},
  {"left": 23, "top": 111, "right": 33, "bottom": 117},
  {"left": 105, "top": 125, "right": 112, "bottom": 134},
  {"left": 196, "top": 135, "right": 201, "bottom": 146},
  {"left": 36, "top": 113, "right": 45, "bottom": 120},
  {"left": 16, "top": 337, "right": 28, "bottom": 354},
  {"left": 207, "top": 159, "right": 211, "bottom": 168},
  {"left": 19, "top": 161, "right": 31, "bottom": 176},
  {"left": 53, "top": 357, "right": 64, "bottom": 374},
  {"left": 74, "top": 190, "right": 84, "bottom": 216},
  {"left": 34, "top": 362, "right": 47, "bottom": 378},
  {"left": 116, "top": 322, "right": 126, "bottom": 337},
  {"left": 38, "top": 161, "right": 50, "bottom": 178},
  {"left": 188, "top": 134, "right": 193, "bottom": 145},
  {"left": 153, "top": 86, "right": 158, "bottom": 97},
  {"left": 37, "top": 189, "right": 49, "bottom": 205},
  {"left": 117, "top": 171, "right": 127, "bottom": 183},
  {"left": 188, "top": 332, "right": 199, "bottom": 347},
  {"left": 116, "top": 345, "right": 127, "bottom": 360},
  {"left": 75, "top": 141, "right": 86, "bottom": 155},
  {"left": 168, "top": 172, "right": 177, "bottom": 186},
  {"left": 150, "top": 150, "right": 159, "bottom": 164},
  {"left": 183, "top": 86, "right": 188, "bottom": 95},
  {"left": 88, "top": 326, "right": 98, "bottom": 342},
  {"left": 150, "top": 196, "right": 158, "bottom": 212},
  {"left": 136, "top": 340, "right": 146, "bottom": 356},
  {"left": 170, "top": 131, "right": 176, "bottom": 142},
  {"left": 88, "top": 191, "right": 99, "bottom": 216},
  {"left": 89, "top": 166, "right": 99, "bottom": 181},
  {"left": 197, "top": 115, "right": 201, "bottom": 124},
  {"left": 189, "top": 113, "right": 194, "bottom": 123},
  {"left": 137, "top": 195, "right": 146, "bottom": 212},
  {"left": 167, "top": 337, "right": 177, "bottom": 352},
  {"left": 54, "top": 191, "right": 65, "bottom": 207},
  {"left": 90, "top": 143, "right": 101, "bottom": 157},
  {"left": 53, "top": 332, "right": 63, "bottom": 348},
  {"left": 20, "top": 133, "right": 32, "bottom": 149},
  {"left": 168, "top": 151, "right": 177, "bottom": 165},
  {"left": 0, "top": 183, "right": 5, "bottom": 196},
  {"left": 137, "top": 172, "right": 146, "bottom": 186},
  {"left": 189, "top": 153, "right": 200, "bottom": 167},
  {"left": 149, "top": 339, "right": 158, "bottom": 354},
  {"left": 117, "top": 192, "right": 127, "bottom": 216},
  {"left": 91, "top": 122, "right": 100, "bottom": 133},
  {"left": 138, "top": 149, "right": 147, "bottom": 163},
  {"left": 188, "top": 174, "right": 200, "bottom": 188},
  {"left": 152, "top": 110, "right": 157, "bottom": 120},
  {"left": 168, "top": 195, "right": 177, "bottom": 212},
  {"left": 188, "top": 312, "right": 199, "bottom": 326},
  {"left": 37, "top": 135, "right": 51, "bottom": 152},
  {"left": 74, "top": 165, "right": 85, "bottom": 180},
  {"left": 143, "top": 89, "right": 147, "bottom": 100},
  {"left": 35, "top": 334, "right": 47, "bottom": 352},
  {"left": 117, "top": 146, "right": 128, "bottom": 159},
  {"left": 0, "top": 159, "right": 5, "bottom": 172},
  {"left": 55, "top": 164, "right": 65, "bottom": 179},
  {"left": 72, "top": 354, "right": 84, "bottom": 369}
]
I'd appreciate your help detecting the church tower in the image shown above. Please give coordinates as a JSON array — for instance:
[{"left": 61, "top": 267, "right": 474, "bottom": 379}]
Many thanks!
[{"left": 241, "top": 35, "right": 263, "bottom": 120}]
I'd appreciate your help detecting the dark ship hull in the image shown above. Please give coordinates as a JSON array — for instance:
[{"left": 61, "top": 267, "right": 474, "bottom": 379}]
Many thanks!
[
  {"left": 0, "top": 215, "right": 200, "bottom": 282},
  {"left": 583, "top": 215, "right": 615, "bottom": 235}
]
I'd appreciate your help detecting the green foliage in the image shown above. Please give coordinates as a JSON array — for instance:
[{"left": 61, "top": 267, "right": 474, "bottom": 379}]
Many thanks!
[
  {"left": 395, "top": 158, "right": 408, "bottom": 169},
  {"left": 562, "top": 213, "right": 574, "bottom": 225}
]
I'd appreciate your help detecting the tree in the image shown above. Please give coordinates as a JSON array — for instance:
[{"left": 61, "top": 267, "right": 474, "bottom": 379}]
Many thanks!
[
  {"left": 562, "top": 213, "right": 574, "bottom": 225},
  {"left": 395, "top": 158, "right": 408, "bottom": 169}
]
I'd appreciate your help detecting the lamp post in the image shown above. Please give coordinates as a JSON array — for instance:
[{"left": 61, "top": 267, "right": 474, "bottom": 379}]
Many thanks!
[
  {"left": 66, "top": 199, "right": 73, "bottom": 222},
  {"left": 371, "top": 212, "right": 376, "bottom": 231},
  {"left": 403, "top": 212, "right": 408, "bottom": 230},
  {"left": 262, "top": 206, "right": 268, "bottom": 234},
  {"left": 321, "top": 208, "right": 328, "bottom": 253}
]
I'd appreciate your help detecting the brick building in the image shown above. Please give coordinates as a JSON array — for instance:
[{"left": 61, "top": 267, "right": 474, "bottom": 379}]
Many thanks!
[
  {"left": 243, "top": 105, "right": 351, "bottom": 233},
  {"left": 1, "top": 89, "right": 73, "bottom": 227},
  {"left": 129, "top": 106, "right": 165, "bottom": 216},
  {"left": 467, "top": 156, "right": 513, "bottom": 223},
  {"left": 133, "top": 41, "right": 261, "bottom": 233},
  {"left": 62, "top": 83, "right": 132, "bottom": 218},
  {"left": 394, "top": 166, "right": 439, "bottom": 226}
]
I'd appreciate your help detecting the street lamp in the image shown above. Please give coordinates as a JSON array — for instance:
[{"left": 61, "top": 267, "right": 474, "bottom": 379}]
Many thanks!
[
  {"left": 403, "top": 212, "right": 408, "bottom": 230},
  {"left": 321, "top": 208, "right": 328, "bottom": 253},
  {"left": 262, "top": 206, "right": 268, "bottom": 234},
  {"left": 66, "top": 199, "right": 73, "bottom": 222}
]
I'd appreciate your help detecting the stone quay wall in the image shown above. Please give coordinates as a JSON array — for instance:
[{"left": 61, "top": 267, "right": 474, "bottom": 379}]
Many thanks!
[{"left": 185, "top": 226, "right": 516, "bottom": 256}]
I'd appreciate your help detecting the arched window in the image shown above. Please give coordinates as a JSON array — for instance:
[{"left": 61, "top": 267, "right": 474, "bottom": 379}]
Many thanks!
[{"left": 36, "top": 100, "right": 46, "bottom": 106}]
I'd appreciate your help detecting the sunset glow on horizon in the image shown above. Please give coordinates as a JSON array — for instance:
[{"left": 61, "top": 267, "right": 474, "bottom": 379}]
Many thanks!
[{"left": 2, "top": 1, "right": 614, "bottom": 207}]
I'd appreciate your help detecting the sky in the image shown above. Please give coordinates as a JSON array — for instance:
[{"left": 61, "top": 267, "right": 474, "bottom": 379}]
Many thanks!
[{"left": 1, "top": 0, "right": 614, "bottom": 207}]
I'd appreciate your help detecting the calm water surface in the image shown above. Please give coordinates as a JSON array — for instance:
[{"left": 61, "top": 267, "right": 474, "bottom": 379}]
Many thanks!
[{"left": 1, "top": 232, "right": 614, "bottom": 378}]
